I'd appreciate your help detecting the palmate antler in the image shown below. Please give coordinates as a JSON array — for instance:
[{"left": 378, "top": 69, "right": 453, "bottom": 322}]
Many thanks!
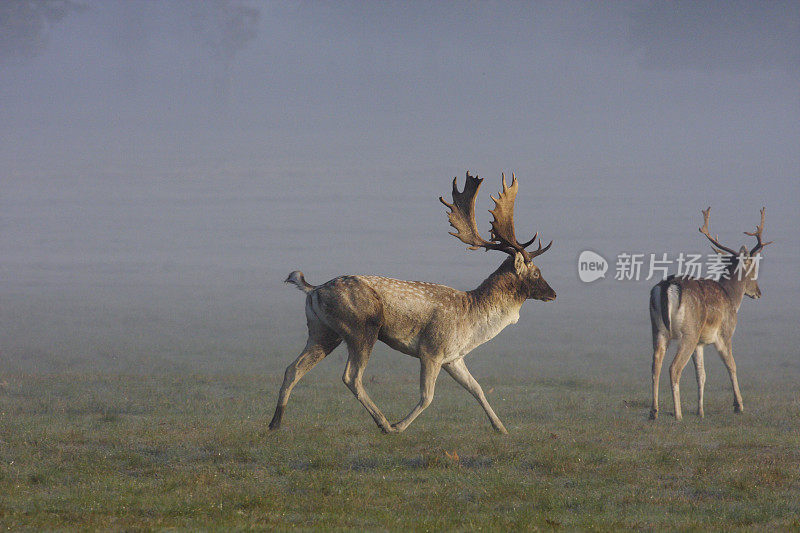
[
  {"left": 699, "top": 206, "right": 773, "bottom": 256},
  {"left": 490, "top": 173, "right": 552, "bottom": 260},
  {"left": 439, "top": 173, "right": 497, "bottom": 252},
  {"left": 439, "top": 172, "right": 552, "bottom": 261}
]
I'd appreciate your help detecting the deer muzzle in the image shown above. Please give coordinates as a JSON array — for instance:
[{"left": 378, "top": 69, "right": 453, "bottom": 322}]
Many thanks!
[{"left": 534, "top": 279, "right": 556, "bottom": 302}]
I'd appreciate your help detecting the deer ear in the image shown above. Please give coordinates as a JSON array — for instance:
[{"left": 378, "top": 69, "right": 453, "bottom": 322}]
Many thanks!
[{"left": 513, "top": 252, "right": 525, "bottom": 275}]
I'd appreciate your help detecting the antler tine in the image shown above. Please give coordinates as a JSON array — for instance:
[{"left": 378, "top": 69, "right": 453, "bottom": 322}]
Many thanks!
[
  {"left": 709, "top": 245, "right": 727, "bottom": 255},
  {"left": 744, "top": 207, "right": 773, "bottom": 254},
  {"left": 440, "top": 172, "right": 510, "bottom": 254},
  {"left": 520, "top": 233, "right": 538, "bottom": 249},
  {"left": 528, "top": 238, "right": 553, "bottom": 259},
  {"left": 698, "top": 207, "right": 739, "bottom": 256}
]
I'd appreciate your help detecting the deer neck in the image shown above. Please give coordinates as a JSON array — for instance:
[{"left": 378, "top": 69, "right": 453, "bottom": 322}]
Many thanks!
[
  {"left": 467, "top": 263, "right": 527, "bottom": 316},
  {"left": 718, "top": 274, "right": 747, "bottom": 311}
]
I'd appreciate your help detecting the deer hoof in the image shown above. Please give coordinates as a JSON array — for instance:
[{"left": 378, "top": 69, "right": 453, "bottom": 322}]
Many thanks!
[
  {"left": 734, "top": 404, "right": 744, "bottom": 413},
  {"left": 649, "top": 409, "right": 658, "bottom": 420}
]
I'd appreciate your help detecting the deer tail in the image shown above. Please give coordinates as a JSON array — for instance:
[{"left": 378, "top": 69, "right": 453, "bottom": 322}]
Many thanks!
[
  {"left": 285, "top": 271, "right": 315, "bottom": 294},
  {"left": 651, "top": 280, "right": 681, "bottom": 332}
]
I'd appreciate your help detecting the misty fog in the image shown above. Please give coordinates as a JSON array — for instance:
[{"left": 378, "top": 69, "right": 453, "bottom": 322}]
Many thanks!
[{"left": 1, "top": 1, "right": 798, "bottom": 380}]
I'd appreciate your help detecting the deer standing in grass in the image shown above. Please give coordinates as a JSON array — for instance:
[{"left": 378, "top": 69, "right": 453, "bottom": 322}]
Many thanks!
[
  {"left": 269, "top": 172, "right": 556, "bottom": 433},
  {"left": 649, "top": 207, "right": 771, "bottom": 420}
]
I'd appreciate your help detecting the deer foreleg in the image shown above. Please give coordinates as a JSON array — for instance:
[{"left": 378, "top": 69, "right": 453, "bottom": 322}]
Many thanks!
[
  {"left": 444, "top": 358, "right": 507, "bottom": 434},
  {"left": 715, "top": 339, "right": 743, "bottom": 413},
  {"left": 391, "top": 358, "right": 442, "bottom": 433}
]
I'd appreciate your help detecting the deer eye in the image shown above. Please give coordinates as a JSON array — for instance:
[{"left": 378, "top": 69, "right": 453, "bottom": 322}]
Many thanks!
[{"left": 531, "top": 270, "right": 539, "bottom": 279}]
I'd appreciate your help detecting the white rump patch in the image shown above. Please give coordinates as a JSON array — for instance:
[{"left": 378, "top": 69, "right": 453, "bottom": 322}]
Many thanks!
[{"left": 666, "top": 285, "right": 680, "bottom": 316}]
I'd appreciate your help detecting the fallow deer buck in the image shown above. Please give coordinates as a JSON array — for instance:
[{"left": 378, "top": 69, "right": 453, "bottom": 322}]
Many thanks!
[
  {"left": 269, "top": 172, "right": 555, "bottom": 434},
  {"left": 649, "top": 207, "right": 772, "bottom": 421}
]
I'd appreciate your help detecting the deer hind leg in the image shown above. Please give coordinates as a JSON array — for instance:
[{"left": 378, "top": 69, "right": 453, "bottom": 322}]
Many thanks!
[
  {"left": 269, "top": 327, "right": 341, "bottom": 430},
  {"left": 669, "top": 338, "right": 697, "bottom": 421},
  {"left": 692, "top": 345, "right": 706, "bottom": 418},
  {"left": 714, "top": 339, "right": 743, "bottom": 413},
  {"left": 444, "top": 358, "right": 507, "bottom": 434},
  {"left": 391, "top": 357, "right": 442, "bottom": 433},
  {"left": 341, "top": 332, "right": 396, "bottom": 433},
  {"left": 650, "top": 328, "right": 669, "bottom": 420}
]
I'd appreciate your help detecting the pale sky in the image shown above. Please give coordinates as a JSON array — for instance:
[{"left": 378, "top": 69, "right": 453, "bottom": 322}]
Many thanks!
[{"left": 2, "top": 1, "right": 797, "bottom": 178}]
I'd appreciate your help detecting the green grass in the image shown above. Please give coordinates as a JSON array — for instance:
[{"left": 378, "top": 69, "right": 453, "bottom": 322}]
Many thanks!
[{"left": 1, "top": 372, "right": 798, "bottom": 530}]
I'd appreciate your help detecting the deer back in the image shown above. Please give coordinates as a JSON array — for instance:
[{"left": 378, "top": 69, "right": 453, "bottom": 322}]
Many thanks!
[{"left": 653, "top": 276, "right": 738, "bottom": 343}]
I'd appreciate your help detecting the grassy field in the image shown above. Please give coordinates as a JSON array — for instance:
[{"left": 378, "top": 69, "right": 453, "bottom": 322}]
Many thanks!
[{"left": 1, "top": 368, "right": 798, "bottom": 530}]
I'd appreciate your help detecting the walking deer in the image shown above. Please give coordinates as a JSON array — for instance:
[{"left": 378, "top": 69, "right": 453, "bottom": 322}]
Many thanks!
[
  {"left": 649, "top": 207, "right": 772, "bottom": 420},
  {"left": 269, "top": 172, "right": 555, "bottom": 433}
]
